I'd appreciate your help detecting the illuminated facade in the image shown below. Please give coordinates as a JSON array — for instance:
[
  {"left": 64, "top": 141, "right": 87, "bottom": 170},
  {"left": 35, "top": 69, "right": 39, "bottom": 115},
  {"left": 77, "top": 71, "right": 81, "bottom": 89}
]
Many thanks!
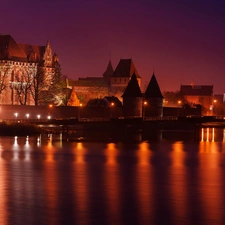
[
  {"left": 180, "top": 85, "right": 213, "bottom": 115},
  {"left": 0, "top": 34, "right": 58, "bottom": 105}
]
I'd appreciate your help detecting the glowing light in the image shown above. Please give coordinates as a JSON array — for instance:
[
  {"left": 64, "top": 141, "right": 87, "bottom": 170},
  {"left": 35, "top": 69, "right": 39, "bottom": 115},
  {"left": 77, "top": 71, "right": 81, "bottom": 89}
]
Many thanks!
[
  {"left": 79, "top": 103, "right": 83, "bottom": 107},
  {"left": 49, "top": 104, "right": 53, "bottom": 108},
  {"left": 26, "top": 113, "right": 29, "bottom": 119},
  {"left": 14, "top": 112, "right": 18, "bottom": 118},
  {"left": 37, "top": 114, "right": 41, "bottom": 119},
  {"left": 144, "top": 101, "right": 147, "bottom": 105},
  {"left": 213, "top": 99, "right": 217, "bottom": 103},
  {"left": 201, "top": 128, "right": 204, "bottom": 142},
  {"left": 47, "top": 115, "right": 51, "bottom": 120},
  {"left": 178, "top": 100, "right": 182, "bottom": 104},
  {"left": 111, "top": 102, "right": 114, "bottom": 106}
]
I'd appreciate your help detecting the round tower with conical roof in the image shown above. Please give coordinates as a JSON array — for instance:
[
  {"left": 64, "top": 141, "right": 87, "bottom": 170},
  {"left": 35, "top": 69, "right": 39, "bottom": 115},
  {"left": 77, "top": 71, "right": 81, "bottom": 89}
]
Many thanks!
[
  {"left": 122, "top": 73, "right": 143, "bottom": 118},
  {"left": 144, "top": 73, "right": 164, "bottom": 117}
]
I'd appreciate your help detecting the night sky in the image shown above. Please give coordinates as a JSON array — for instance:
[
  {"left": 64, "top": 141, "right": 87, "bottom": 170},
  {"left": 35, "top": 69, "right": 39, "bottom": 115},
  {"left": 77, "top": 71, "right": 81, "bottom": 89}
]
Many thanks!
[{"left": 1, "top": 0, "right": 225, "bottom": 93}]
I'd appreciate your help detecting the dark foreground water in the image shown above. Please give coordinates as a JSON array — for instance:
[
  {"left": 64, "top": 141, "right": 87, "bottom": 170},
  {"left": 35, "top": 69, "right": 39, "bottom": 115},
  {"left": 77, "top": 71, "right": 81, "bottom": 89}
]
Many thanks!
[{"left": 0, "top": 128, "right": 225, "bottom": 225}]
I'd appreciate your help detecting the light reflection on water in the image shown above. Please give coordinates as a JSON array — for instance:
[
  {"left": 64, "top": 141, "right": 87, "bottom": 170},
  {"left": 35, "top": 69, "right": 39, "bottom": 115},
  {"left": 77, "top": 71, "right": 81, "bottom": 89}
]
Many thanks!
[{"left": 0, "top": 128, "right": 225, "bottom": 225}]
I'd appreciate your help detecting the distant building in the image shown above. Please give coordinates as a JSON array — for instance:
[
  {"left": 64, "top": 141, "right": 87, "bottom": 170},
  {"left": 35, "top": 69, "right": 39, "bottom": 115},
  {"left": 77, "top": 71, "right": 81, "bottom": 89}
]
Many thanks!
[
  {"left": 180, "top": 84, "right": 213, "bottom": 115},
  {"left": 0, "top": 34, "right": 58, "bottom": 105}
]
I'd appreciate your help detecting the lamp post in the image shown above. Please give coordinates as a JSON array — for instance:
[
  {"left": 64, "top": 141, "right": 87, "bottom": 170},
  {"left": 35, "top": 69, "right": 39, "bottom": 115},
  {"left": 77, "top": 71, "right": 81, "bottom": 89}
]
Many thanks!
[
  {"left": 143, "top": 101, "right": 147, "bottom": 120},
  {"left": 110, "top": 102, "right": 114, "bottom": 120},
  {"left": 78, "top": 103, "right": 82, "bottom": 121}
]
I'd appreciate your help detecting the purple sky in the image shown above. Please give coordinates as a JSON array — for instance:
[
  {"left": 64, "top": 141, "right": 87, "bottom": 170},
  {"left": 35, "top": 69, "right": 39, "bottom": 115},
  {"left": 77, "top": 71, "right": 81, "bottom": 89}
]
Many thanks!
[{"left": 1, "top": 0, "right": 225, "bottom": 93}]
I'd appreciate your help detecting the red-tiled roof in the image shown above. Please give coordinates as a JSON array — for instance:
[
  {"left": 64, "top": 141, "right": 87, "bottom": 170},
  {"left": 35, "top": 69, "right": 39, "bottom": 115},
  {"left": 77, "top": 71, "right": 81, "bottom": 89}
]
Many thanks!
[
  {"left": 145, "top": 73, "right": 163, "bottom": 98},
  {"left": 122, "top": 73, "right": 143, "bottom": 97},
  {"left": 0, "top": 35, "right": 27, "bottom": 60},
  {"left": 0, "top": 34, "right": 45, "bottom": 62},
  {"left": 18, "top": 43, "right": 45, "bottom": 62},
  {"left": 180, "top": 85, "right": 213, "bottom": 96},
  {"left": 112, "top": 59, "right": 141, "bottom": 78}
]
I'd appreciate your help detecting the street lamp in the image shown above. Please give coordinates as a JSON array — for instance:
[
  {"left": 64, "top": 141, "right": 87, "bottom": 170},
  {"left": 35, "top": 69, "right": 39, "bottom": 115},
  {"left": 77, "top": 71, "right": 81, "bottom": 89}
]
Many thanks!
[
  {"left": 143, "top": 101, "right": 147, "bottom": 119},
  {"left": 78, "top": 103, "right": 83, "bottom": 121},
  {"left": 109, "top": 102, "right": 114, "bottom": 119}
]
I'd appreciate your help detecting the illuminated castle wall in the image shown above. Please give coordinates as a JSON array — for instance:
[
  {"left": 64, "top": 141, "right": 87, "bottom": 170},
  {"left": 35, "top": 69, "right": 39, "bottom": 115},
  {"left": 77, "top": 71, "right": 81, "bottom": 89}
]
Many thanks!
[{"left": 0, "top": 34, "right": 58, "bottom": 105}]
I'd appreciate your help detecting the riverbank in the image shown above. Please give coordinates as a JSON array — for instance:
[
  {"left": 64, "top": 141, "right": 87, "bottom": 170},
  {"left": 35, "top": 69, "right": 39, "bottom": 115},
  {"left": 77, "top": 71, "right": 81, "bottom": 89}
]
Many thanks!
[{"left": 0, "top": 122, "right": 41, "bottom": 136}]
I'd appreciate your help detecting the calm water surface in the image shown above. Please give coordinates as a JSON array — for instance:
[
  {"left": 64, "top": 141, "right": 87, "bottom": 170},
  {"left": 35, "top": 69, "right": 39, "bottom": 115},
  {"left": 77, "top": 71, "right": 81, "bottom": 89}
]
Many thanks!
[{"left": 0, "top": 128, "right": 225, "bottom": 225}]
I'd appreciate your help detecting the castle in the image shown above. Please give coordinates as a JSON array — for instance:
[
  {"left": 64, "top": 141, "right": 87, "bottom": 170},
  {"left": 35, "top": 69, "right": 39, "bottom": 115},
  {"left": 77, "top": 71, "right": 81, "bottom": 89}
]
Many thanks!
[
  {"left": 0, "top": 34, "right": 58, "bottom": 105},
  {"left": 66, "top": 58, "right": 142, "bottom": 104}
]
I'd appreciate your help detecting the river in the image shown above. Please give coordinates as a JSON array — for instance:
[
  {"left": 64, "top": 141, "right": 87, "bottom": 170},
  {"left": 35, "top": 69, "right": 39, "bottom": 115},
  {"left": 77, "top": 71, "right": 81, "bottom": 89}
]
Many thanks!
[{"left": 0, "top": 127, "right": 225, "bottom": 225}]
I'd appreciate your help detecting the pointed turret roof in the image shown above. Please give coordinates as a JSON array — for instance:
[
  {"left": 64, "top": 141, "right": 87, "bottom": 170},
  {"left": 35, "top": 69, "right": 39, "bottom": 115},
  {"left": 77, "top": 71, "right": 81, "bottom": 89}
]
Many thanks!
[
  {"left": 145, "top": 73, "right": 163, "bottom": 98},
  {"left": 122, "top": 73, "right": 143, "bottom": 98},
  {"left": 103, "top": 60, "right": 114, "bottom": 79},
  {"left": 112, "top": 59, "right": 141, "bottom": 78}
]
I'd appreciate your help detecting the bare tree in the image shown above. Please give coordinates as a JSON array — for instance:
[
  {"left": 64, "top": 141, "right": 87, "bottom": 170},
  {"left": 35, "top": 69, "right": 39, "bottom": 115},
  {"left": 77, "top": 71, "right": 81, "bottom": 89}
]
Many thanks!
[
  {"left": 14, "top": 71, "right": 33, "bottom": 105},
  {"left": 0, "top": 67, "right": 8, "bottom": 96},
  {"left": 29, "top": 66, "right": 55, "bottom": 106}
]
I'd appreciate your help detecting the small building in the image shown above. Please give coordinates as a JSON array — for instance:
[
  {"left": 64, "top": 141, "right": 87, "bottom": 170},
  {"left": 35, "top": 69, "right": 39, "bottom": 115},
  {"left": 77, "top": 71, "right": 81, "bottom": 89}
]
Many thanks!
[
  {"left": 180, "top": 84, "right": 213, "bottom": 115},
  {"left": 122, "top": 73, "right": 143, "bottom": 118},
  {"left": 144, "top": 73, "right": 164, "bottom": 117}
]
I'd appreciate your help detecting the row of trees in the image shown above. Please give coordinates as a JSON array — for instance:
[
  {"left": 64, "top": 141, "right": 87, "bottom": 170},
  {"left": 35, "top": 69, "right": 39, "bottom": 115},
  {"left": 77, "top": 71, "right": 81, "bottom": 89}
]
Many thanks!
[{"left": 0, "top": 61, "right": 66, "bottom": 106}]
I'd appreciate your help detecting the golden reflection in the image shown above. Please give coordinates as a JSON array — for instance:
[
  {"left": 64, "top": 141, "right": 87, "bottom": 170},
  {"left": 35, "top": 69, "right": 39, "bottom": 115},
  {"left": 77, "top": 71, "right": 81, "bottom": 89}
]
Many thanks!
[
  {"left": 170, "top": 141, "right": 188, "bottom": 222},
  {"left": 212, "top": 128, "right": 215, "bottom": 142},
  {"left": 12, "top": 136, "right": 20, "bottom": 161},
  {"left": 105, "top": 143, "right": 118, "bottom": 165},
  {"left": 24, "top": 136, "right": 31, "bottom": 161},
  {"left": 137, "top": 142, "right": 150, "bottom": 165},
  {"left": 43, "top": 141, "right": 58, "bottom": 225},
  {"left": 104, "top": 143, "right": 120, "bottom": 224},
  {"left": 206, "top": 128, "right": 209, "bottom": 142},
  {"left": 0, "top": 144, "right": 7, "bottom": 225},
  {"left": 136, "top": 142, "right": 153, "bottom": 224},
  {"left": 172, "top": 141, "right": 185, "bottom": 167},
  {"left": 201, "top": 128, "right": 215, "bottom": 142},
  {"left": 198, "top": 141, "right": 223, "bottom": 223},
  {"left": 223, "top": 129, "right": 225, "bottom": 142},
  {"left": 201, "top": 128, "right": 204, "bottom": 142},
  {"left": 73, "top": 142, "right": 88, "bottom": 223},
  {"left": 76, "top": 142, "right": 86, "bottom": 164},
  {"left": 45, "top": 140, "right": 55, "bottom": 162}
]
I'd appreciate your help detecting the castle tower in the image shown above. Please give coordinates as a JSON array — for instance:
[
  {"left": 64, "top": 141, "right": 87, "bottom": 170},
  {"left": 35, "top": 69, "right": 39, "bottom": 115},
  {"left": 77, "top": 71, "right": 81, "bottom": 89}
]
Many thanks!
[
  {"left": 103, "top": 60, "right": 114, "bottom": 84},
  {"left": 110, "top": 59, "right": 141, "bottom": 100},
  {"left": 144, "top": 72, "right": 164, "bottom": 117},
  {"left": 122, "top": 73, "right": 143, "bottom": 118}
]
